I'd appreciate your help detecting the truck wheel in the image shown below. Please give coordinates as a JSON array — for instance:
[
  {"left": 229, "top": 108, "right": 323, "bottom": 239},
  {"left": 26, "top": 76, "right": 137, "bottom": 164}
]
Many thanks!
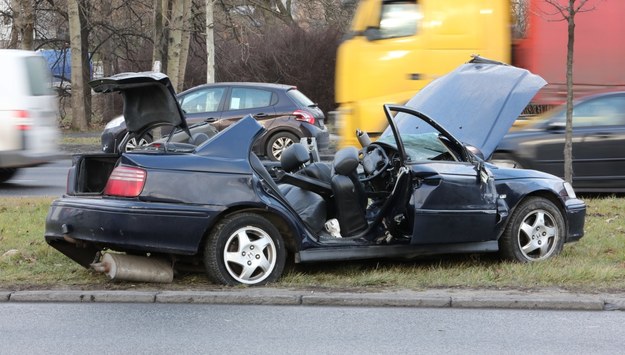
[
  {"left": 0, "top": 168, "right": 17, "bottom": 183},
  {"left": 204, "top": 213, "right": 286, "bottom": 286},
  {"left": 499, "top": 197, "right": 565, "bottom": 262},
  {"left": 266, "top": 132, "right": 298, "bottom": 161}
]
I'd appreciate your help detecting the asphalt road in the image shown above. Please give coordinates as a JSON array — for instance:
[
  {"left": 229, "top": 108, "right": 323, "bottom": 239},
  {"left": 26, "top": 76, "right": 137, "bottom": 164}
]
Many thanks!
[
  {"left": 0, "top": 159, "right": 70, "bottom": 197},
  {"left": 1, "top": 303, "right": 624, "bottom": 354}
]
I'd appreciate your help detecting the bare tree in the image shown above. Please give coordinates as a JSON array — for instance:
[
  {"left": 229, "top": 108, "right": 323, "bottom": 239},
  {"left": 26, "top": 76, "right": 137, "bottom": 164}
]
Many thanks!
[
  {"left": 68, "top": 0, "right": 87, "bottom": 130},
  {"left": 206, "top": 0, "right": 215, "bottom": 83},
  {"left": 541, "top": 0, "right": 595, "bottom": 183}
]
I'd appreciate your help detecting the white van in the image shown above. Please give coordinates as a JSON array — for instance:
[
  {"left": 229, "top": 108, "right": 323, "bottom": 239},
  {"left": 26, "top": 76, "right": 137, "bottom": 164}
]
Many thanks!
[{"left": 0, "top": 49, "right": 60, "bottom": 183}]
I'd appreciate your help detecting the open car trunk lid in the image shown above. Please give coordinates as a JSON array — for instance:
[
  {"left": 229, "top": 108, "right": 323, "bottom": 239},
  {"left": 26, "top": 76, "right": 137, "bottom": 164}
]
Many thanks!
[{"left": 90, "top": 72, "right": 190, "bottom": 135}]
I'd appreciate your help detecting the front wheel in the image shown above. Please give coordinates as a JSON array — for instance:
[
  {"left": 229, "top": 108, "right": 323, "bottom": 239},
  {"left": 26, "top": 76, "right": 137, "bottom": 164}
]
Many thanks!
[
  {"left": 204, "top": 213, "right": 286, "bottom": 285},
  {"left": 123, "top": 134, "right": 153, "bottom": 152},
  {"left": 499, "top": 197, "right": 565, "bottom": 262},
  {"left": 266, "top": 132, "right": 298, "bottom": 161}
]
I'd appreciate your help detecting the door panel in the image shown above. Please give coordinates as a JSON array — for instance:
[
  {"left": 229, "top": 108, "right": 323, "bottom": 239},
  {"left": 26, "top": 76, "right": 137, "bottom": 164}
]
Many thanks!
[
  {"left": 410, "top": 162, "right": 500, "bottom": 244},
  {"left": 219, "top": 87, "right": 278, "bottom": 130}
]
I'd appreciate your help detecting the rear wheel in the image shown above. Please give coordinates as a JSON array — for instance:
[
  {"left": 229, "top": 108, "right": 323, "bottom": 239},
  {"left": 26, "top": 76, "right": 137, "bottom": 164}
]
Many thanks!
[
  {"left": 0, "top": 168, "right": 18, "bottom": 183},
  {"left": 204, "top": 213, "right": 286, "bottom": 285},
  {"left": 499, "top": 197, "right": 565, "bottom": 262},
  {"left": 266, "top": 132, "right": 298, "bottom": 161}
]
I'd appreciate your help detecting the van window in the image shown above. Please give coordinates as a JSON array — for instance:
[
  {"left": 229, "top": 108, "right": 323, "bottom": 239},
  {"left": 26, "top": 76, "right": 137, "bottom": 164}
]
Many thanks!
[{"left": 25, "top": 56, "right": 54, "bottom": 96}]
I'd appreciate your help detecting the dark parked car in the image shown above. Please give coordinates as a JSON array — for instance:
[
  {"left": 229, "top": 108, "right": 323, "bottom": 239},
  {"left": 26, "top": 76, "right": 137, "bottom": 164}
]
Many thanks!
[
  {"left": 45, "top": 58, "right": 585, "bottom": 286},
  {"left": 492, "top": 91, "right": 625, "bottom": 192},
  {"left": 101, "top": 81, "right": 329, "bottom": 161}
]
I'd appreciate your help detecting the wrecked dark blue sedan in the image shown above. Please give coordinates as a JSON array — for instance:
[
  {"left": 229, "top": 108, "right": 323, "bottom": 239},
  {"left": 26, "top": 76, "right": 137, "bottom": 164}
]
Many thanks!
[{"left": 44, "top": 58, "right": 586, "bottom": 286}]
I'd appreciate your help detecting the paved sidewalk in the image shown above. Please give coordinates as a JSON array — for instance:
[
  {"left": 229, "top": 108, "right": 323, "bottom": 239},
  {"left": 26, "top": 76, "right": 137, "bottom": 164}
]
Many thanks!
[{"left": 2, "top": 288, "right": 624, "bottom": 311}]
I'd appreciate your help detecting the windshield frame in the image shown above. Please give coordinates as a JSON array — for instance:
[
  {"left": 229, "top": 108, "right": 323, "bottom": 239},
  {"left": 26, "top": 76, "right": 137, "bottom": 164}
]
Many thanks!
[{"left": 382, "top": 104, "right": 472, "bottom": 164}]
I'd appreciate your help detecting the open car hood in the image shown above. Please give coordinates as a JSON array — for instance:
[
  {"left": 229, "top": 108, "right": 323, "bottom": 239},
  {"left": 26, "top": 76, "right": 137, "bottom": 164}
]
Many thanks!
[
  {"left": 401, "top": 57, "right": 546, "bottom": 159},
  {"left": 90, "top": 72, "right": 189, "bottom": 134}
]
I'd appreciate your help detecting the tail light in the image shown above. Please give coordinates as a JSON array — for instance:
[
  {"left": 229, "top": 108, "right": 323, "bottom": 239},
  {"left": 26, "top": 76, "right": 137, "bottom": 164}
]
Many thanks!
[
  {"left": 104, "top": 166, "right": 146, "bottom": 197},
  {"left": 293, "top": 109, "right": 315, "bottom": 125},
  {"left": 15, "top": 110, "right": 31, "bottom": 130}
]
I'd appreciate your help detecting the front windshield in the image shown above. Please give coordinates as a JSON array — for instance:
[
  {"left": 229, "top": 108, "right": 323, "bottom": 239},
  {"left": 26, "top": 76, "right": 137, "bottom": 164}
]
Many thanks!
[{"left": 379, "top": 112, "right": 452, "bottom": 162}]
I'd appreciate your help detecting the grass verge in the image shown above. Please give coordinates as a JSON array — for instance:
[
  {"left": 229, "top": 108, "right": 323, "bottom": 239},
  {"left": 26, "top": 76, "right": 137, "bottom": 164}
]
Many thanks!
[{"left": 1, "top": 196, "right": 624, "bottom": 292}]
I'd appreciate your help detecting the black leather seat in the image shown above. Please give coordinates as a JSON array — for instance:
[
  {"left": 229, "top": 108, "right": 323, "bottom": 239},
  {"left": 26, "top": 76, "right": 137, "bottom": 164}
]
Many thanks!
[
  {"left": 251, "top": 151, "right": 327, "bottom": 233},
  {"left": 331, "top": 147, "right": 368, "bottom": 236},
  {"left": 280, "top": 143, "right": 331, "bottom": 183}
]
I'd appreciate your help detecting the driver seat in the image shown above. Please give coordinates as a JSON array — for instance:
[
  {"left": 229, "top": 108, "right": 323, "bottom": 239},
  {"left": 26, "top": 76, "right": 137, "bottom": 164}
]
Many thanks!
[{"left": 331, "top": 147, "right": 368, "bottom": 236}]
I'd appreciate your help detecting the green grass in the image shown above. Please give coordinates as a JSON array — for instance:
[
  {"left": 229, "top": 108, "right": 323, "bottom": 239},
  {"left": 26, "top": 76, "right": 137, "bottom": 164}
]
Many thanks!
[
  {"left": 1, "top": 196, "right": 624, "bottom": 292},
  {"left": 61, "top": 136, "right": 101, "bottom": 146}
]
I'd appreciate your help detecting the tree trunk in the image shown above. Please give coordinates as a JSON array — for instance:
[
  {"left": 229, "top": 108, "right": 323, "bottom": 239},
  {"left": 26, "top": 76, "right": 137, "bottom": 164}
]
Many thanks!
[
  {"left": 99, "top": 1, "right": 115, "bottom": 123},
  {"left": 152, "top": 0, "right": 166, "bottom": 72},
  {"left": 68, "top": 0, "right": 88, "bottom": 131},
  {"left": 176, "top": 0, "right": 192, "bottom": 91},
  {"left": 206, "top": 0, "right": 215, "bottom": 83},
  {"left": 563, "top": 0, "right": 576, "bottom": 184},
  {"left": 8, "top": 0, "right": 20, "bottom": 49},
  {"left": 20, "top": 0, "right": 34, "bottom": 50},
  {"left": 167, "top": 0, "right": 184, "bottom": 91}
]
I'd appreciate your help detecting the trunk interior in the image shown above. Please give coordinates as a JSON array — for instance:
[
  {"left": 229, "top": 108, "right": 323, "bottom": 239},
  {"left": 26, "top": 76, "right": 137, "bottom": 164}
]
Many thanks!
[{"left": 70, "top": 154, "right": 120, "bottom": 195}]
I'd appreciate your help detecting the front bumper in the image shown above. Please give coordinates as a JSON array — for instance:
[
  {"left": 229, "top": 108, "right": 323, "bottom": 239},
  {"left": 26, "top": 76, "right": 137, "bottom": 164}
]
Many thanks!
[
  {"left": 564, "top": 198, "right": 586, "bottom": 242},
  {"left": 45, "top": 196, "right": 225, "bottom": 266}
]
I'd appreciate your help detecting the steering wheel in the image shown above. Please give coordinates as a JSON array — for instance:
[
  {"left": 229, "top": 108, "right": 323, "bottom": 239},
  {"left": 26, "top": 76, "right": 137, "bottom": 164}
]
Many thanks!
[{"left": 360, "top": 144, "right": 390, "bottom": 182}]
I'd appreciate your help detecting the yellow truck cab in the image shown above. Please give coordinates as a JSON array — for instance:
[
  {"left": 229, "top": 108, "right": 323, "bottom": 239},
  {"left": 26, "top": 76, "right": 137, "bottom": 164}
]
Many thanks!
[{"left": 335, "top": 0, "right": 511, "bottom": 148}]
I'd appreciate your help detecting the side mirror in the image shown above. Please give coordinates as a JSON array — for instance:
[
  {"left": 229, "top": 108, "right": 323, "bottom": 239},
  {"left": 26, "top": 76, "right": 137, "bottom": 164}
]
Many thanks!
[{"left": 465, "top": 144, "right": 484, "bottom": 161}]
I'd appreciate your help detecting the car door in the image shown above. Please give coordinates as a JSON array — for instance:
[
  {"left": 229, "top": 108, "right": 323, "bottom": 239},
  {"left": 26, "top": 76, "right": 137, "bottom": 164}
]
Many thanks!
[
  {"left": 218, "top": 86, "right": 278, "bottom": 131},
  {"left": 409, "top": 160, "right": 501, "bottom": 245},
  {"left": 178, "top": 86, "right": 227, "bottom": 126},
  {"left": 533, "top": 94, "right": 625, "bottom": 189}
]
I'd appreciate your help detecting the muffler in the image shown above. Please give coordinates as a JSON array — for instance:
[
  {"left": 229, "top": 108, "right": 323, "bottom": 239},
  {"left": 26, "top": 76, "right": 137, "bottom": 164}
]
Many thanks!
[{"left": 91, "top": 253, "right": 174, "bottom": 283}]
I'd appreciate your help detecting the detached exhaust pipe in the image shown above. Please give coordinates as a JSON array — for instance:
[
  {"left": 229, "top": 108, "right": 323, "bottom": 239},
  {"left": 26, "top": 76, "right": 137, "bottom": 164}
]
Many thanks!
[{"left": 91, "top": 253, "right": 174, "bottom": 283}]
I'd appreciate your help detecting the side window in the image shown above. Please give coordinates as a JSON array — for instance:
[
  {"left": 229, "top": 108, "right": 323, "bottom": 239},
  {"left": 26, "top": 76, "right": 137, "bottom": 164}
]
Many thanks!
[
  {"left": 179, "top": 87, "right": 225, "bottom": 114},
  {"left": 572, "top": 96, "right": 625, "bottom": 127},
  {"left": 228, "top": 88, "right": 272, "bottom": 110},
  {"left": 377, "top": 2, "right": 420, "bottom": 39},
  {"left": 25, "top": 57, "right": 54, "bottom": 96}
]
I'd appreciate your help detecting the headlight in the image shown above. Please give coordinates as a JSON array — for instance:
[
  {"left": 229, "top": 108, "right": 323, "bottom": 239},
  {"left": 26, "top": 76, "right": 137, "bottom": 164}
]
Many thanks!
[
  {"left": 563, "top": 182, "right": 577, "bottom": 199},
  {"left": 105, "top": 116, "right": 124, "bottom": 129}
]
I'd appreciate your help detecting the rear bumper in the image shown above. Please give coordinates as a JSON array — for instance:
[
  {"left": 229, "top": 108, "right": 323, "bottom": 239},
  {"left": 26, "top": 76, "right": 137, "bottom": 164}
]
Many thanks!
[{"left": 45, "top": 197, "right": 224, "bottom": 263}]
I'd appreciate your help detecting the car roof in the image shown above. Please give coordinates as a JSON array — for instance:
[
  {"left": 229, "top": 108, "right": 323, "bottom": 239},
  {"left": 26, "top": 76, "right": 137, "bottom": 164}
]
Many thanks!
[
  {"left": 181, "top": 82, "right": 296, "bottom": 93},
  {"left": 0, "top": 49, "right": 42, "bottom": 58}
]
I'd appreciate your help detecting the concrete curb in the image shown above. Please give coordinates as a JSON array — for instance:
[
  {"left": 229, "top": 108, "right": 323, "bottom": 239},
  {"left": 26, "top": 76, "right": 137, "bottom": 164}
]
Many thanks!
[{"left": 2, "top": 288, "right": 624, "bottom": 311}]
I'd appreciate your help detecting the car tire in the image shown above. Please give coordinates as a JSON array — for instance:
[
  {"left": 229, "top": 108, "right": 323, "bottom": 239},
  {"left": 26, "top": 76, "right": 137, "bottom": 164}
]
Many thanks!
[
  {"left": 266, "top": 132, "right": 299, "bottom": 161},
  {"left": 499, "top": 197, "right": 565, "bottom": 262},
  {"left": 123, "top": 134, "right": 153, "bottom": 152},
  {"left": 490, "top": 153, "right": 523, "bottom": 169},
  {"left": 0, "top": 168, "right": 17, "bottom": 183},
  {"left": 204, "top": 213, "right": 286, "bottom": 286}
]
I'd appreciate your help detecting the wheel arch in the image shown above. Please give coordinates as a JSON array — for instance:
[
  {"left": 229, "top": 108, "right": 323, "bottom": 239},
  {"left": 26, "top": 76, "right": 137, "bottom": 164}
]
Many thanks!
[
  {"left": 506, "top": 189, "right": 569, "bottom": 233},
  {"left": 198, "top": 204, "right": 301, "bottom": 256},
  {"left": 258, "top": 128, "right": 302, "bottom": 155}
]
